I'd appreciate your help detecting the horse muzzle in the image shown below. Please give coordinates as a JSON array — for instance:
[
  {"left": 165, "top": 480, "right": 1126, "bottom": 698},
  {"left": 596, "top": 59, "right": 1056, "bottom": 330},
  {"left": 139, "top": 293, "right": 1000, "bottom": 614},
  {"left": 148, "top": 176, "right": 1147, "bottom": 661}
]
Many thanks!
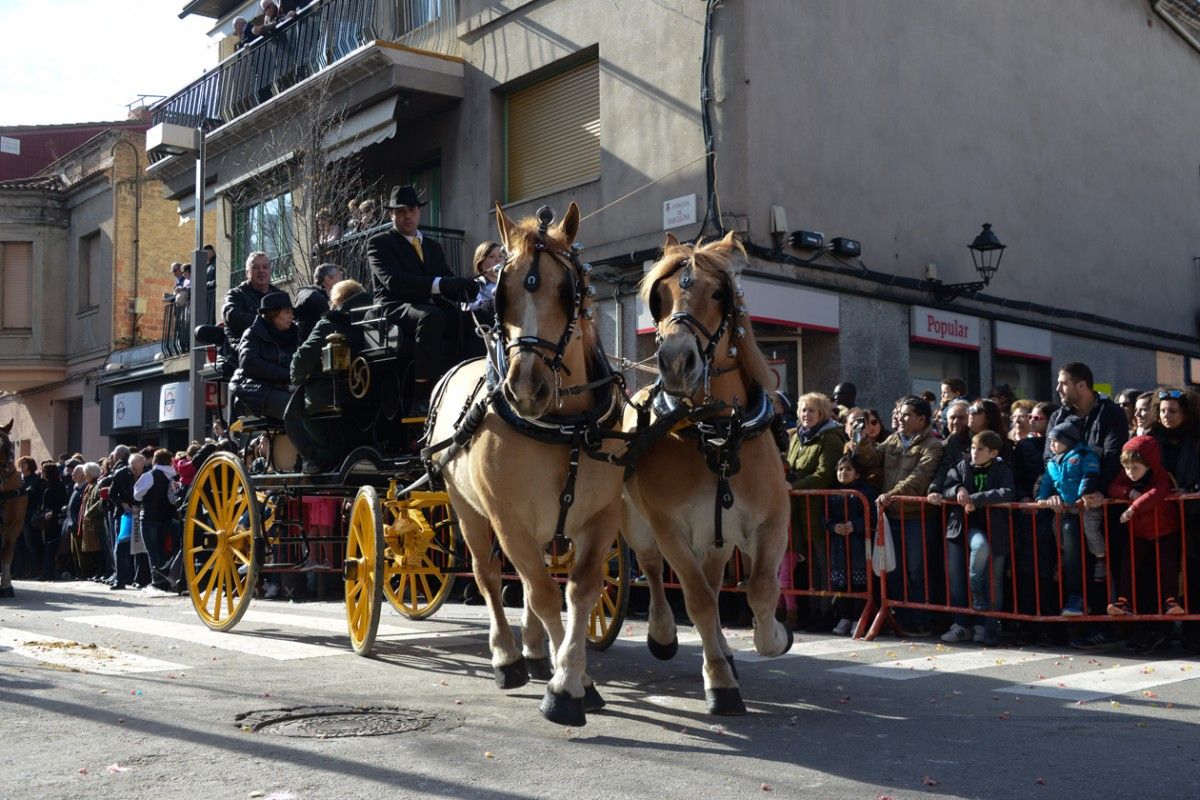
[{"left": 657, "top": 332, "right": 704, "bottom": 396}]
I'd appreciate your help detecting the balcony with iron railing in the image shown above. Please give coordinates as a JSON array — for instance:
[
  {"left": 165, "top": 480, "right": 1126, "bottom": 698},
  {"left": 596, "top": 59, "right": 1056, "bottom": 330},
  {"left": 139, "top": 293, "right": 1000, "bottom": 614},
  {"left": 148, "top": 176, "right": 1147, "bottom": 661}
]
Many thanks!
[{"left": 150, "top": 0, "right": 460, "bottom": 157}]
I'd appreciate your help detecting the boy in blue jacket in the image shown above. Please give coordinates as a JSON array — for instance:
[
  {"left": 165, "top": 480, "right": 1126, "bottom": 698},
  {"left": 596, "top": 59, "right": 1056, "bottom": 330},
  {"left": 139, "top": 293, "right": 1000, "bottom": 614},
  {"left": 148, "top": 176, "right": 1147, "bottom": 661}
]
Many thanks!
[
  {"left": 1036, "top": 420, "right": 1101, "bottom": 615},
  {"left": 940, "top": 431, "right": 1015, "bottom": 646},
  {"left": 825, "top": 454, "right": 878, "bottom": 636}
]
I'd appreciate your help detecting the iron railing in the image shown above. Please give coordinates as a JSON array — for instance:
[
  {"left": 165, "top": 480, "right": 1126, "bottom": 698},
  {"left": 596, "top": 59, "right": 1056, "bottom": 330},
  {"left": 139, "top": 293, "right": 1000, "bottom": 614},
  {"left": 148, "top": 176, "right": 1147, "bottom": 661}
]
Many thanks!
[
  {"left": 319, "top": 222, "right": 466, "bottom": 286},
  {"left": 150, "top": 0, "right": 459, "bottom": 153},
  {"left": 160, "top": 298, "right": 191, "bottom": 358}
]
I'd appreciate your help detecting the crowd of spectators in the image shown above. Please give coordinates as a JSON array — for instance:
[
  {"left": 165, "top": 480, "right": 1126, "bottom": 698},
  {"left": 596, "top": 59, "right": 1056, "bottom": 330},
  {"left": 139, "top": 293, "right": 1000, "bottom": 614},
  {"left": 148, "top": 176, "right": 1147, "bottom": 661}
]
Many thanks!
[{"left": 784, "top": 362, "right": 1200, "bottom": 656}]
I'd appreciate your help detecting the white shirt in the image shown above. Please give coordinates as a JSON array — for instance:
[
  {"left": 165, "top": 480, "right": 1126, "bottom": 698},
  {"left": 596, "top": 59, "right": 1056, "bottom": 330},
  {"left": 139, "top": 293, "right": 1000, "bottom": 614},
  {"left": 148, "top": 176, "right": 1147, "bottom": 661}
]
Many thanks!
[{"left": 133, "top": 464, "right": 179, "bottom": 504}]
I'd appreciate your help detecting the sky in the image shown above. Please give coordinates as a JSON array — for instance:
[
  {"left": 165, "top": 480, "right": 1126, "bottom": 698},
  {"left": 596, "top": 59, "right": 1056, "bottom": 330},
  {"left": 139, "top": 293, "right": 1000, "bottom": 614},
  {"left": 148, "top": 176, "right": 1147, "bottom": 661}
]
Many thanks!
[{"left": 0, "top": 0, "right": 218, "bottom": 125}]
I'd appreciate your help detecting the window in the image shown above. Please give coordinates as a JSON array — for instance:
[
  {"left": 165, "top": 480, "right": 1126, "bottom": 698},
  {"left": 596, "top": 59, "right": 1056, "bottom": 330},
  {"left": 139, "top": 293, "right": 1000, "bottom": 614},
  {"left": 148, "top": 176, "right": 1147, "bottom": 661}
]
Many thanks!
[
  {"left": 1, "top": 241, "right": 33, "bottom": 330},
  {"left": 506, "top": 59, "right": 600, "bottom": 202},
  {"left": 79, "top": 232, "right": 101, "bottom": 313},
  {"left": 233, "top": 191, "right": 295, "bottom": 283},
  {"left": 408, "top": 160, "right": 442, "bottom": 228}
]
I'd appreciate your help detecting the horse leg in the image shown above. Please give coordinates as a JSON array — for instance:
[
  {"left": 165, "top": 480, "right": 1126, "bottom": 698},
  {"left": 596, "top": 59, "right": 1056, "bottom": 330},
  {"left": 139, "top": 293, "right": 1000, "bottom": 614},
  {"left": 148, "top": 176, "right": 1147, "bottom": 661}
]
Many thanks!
[
  {"left": 520, "top": 581, "right": 553, "bottom": 681},
  {"left": 541, "top": 515, "right": 615, "bottom": 726},
  {"left": 747, "top": 516, "right": 793, "bottom": 658},
  {"left": 453, "top": 501, "right": 528, "bottom": 690},
  {"left": 621, "top": 501, "right": 677, "bottom": 659},
  {"left": 0, "top": 526, "right": 15, "bottom": 597},
  {"left": 700, "top": 549, "right": 737, "bottom": 677},
  {"left": 649, "top": 516, "right": 743, "bottom": 715}
]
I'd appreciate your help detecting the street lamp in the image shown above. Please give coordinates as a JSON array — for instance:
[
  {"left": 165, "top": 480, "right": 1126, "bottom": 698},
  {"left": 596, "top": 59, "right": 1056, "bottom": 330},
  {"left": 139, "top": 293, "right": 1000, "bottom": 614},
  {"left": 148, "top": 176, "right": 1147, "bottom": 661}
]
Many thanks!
[
  {"left": 927, "top": 223, "right": 1007, "bottom": 303},
  {"left": 147, "top": 122, "right": 209, "bottom": 444}
]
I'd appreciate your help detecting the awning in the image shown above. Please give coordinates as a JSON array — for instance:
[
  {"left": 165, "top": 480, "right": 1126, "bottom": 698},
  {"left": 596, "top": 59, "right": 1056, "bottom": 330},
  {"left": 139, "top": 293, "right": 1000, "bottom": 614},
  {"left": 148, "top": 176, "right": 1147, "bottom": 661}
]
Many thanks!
[{"left": 321, "top": 96, "right": 398, "bottom": 163}]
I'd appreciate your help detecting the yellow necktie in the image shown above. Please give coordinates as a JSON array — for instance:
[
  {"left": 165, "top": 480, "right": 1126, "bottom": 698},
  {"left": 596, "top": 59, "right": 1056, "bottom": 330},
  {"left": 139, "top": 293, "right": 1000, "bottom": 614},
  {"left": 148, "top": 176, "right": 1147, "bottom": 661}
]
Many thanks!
[{"left": 411, "top": 236, "right": 424, "bottom": 262}]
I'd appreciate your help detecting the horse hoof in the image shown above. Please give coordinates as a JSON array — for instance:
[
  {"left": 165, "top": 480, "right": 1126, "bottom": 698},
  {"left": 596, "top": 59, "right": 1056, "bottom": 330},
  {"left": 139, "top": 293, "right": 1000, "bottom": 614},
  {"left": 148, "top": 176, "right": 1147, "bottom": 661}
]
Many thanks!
[
  {"left": 493, "top": 658, "right": 530, "bottom": 690},
  {"left": 582, "top": 683, "right": 606, "bottom": 712},
  {"left": 725, "top": 654, "right": 739, "bottom": 681},
  {"left": 647, "top": 634, "right": 678, "bottom": 661},
  {"left": 540, "top": 689, "right": 586, "bottom": 727},
  {"left": 526, "top": 656, "right": 554, "bottom": 681},
  {"left": 706, "top": 687, "right": 747, "bottom": 716},
  {"left": 0, "top": 586, "right": 13, "bottom": 599}
]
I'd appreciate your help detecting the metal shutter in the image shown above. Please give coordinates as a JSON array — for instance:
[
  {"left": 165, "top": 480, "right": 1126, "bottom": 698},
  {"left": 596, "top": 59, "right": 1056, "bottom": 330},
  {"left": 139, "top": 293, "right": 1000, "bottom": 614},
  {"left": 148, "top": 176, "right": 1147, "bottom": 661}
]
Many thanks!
[
  {"left": 2, "top": 242, "right": 32, "bottom": 329},
  {"left": 506, "top": 60, "right": 600, "bottom": 202}
]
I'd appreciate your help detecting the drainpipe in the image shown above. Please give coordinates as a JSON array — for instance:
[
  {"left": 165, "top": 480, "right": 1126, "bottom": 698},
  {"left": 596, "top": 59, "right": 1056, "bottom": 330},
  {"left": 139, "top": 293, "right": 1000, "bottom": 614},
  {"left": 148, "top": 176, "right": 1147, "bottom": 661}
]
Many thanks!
[
  {"left": 1152, "top": 1, "right": 1200, "bottom": 55},
  {"left": 110, "top": 137, "right": 142, "bottom": 345}
]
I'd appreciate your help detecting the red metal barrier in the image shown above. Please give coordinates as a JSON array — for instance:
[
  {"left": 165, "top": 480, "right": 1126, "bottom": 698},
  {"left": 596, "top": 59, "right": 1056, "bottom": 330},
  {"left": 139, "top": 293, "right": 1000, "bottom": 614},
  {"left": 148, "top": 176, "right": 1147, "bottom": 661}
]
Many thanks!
[{"left": 861, "top": 493, "right": 1200, "bottom": 641}]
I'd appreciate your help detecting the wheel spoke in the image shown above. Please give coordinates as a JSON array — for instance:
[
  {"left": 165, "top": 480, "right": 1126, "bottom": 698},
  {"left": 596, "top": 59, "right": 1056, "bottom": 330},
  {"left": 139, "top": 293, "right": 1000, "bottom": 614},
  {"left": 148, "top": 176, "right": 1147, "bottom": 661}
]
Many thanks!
[
  {"left": 193, "top": 548, "right": 220, "bottom": 586},
  {"left": 191, "top": 517, "right": 218, "bottom": 535},
  {"left": 418, "top": 573, "right": 436, "bottom": 605}
]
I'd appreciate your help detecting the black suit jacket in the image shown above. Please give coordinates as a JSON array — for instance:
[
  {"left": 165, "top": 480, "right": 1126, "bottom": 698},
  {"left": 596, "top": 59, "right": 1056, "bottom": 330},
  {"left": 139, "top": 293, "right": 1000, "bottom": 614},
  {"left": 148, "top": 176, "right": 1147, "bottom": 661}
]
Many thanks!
[{"left": 367, "top": 228, "right": 451, "bottom": 307}]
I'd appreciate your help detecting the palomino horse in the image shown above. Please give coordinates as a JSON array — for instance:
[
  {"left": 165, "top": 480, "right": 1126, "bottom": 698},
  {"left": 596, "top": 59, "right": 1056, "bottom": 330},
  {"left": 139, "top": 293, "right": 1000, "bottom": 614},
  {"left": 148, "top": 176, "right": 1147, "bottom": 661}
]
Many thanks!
[
  {"left": 426, "top": 203, "right": 625, "bottom": 726},
  {"left": 0, "top": 421, "right": 30, "bottom": 598},
  {"left": 623, "top": 232, "right": 793, "bottom": 715}
]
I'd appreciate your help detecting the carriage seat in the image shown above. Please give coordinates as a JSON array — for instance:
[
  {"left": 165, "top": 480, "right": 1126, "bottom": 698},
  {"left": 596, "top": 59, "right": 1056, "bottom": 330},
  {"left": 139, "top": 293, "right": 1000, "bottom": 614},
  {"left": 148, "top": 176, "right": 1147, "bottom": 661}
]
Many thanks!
[{"left": 349, "top": 303, "right": 413, "bottom": 357}]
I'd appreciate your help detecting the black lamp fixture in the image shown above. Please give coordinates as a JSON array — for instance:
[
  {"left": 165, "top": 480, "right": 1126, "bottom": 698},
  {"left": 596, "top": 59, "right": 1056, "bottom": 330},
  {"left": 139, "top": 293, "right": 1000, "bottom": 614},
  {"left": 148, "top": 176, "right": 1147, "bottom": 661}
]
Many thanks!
[{"left": 927, "top": 223, "right": 1007, "bottom": 303}]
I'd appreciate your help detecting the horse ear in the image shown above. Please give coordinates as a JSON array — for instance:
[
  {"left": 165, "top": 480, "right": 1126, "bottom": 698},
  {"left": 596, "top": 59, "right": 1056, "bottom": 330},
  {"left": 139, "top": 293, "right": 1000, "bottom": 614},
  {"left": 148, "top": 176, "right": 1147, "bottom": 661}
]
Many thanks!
[
  {"left": 556, "top": 202, "right": 581, "bottom": 245},
  {"left": 712, "top": 230, "right": 740, "bottom": 254},
  {"left": 663, "top": 232, "right": 680, "bottom": 249},
  {"left": 0, "top": 419, "right": 10, "bottom": 435},
  {"left": 495, "top": 203, "right": 515, "bottom": 250}
]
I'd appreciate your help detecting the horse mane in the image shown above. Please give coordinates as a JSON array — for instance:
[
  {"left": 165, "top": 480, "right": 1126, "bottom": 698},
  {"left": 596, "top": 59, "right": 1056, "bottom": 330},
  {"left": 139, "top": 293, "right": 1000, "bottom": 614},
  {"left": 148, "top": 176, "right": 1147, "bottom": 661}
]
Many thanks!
[
  {"left": 640, "top": 236, "right": 776, "bottom": 392},
  {"left": 505, "top": 214, "right": 600, "bottom": 358}
]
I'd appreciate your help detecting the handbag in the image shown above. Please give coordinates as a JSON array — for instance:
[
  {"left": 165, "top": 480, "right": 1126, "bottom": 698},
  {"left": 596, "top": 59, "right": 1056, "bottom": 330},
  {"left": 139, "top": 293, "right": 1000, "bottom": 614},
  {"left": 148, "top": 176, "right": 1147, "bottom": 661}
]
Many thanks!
[
  {"left": 872, "top": 514, "right": 896, "bottom": 576},
  {"left": 130, "top": 514, "right": 148, "bottom": 556}
]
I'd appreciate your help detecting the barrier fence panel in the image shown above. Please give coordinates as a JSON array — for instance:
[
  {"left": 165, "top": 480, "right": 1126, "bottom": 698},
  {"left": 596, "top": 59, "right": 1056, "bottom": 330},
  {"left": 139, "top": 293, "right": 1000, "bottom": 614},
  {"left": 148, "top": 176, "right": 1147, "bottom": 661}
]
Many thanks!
[{"left": 863, "top": 493, "right": 1200, "bottom": 642}]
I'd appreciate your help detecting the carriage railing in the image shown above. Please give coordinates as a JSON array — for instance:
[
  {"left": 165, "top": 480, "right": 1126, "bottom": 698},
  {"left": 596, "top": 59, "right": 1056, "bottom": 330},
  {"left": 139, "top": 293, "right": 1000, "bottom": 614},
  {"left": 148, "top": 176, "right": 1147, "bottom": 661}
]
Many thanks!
[
  {"left": 317, "top": 222, "right": 466, "bottom": 285},
  {"left": 149, "top": 0, "right": 460, "bottom": 159}
]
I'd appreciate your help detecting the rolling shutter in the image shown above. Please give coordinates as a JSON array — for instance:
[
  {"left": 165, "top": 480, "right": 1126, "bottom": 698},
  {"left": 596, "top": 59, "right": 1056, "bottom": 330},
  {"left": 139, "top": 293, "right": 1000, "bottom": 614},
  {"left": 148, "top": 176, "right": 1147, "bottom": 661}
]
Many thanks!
[
  {"left": 506, "top": 59, "right": 600, "bottom": 202},
  {"left": 2, "top": 242, "right": 32, "bottom": 329}
]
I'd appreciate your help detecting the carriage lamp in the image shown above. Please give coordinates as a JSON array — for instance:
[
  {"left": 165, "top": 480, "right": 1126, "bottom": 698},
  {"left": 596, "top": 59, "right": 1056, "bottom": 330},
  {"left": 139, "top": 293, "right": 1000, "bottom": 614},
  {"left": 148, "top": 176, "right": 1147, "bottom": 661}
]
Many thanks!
[
  {"left": 322, "top": 333, "right": 350, "bottom": 373},
  {"left": 927, "top": 223, "right": 1007, "bottom": 303}
]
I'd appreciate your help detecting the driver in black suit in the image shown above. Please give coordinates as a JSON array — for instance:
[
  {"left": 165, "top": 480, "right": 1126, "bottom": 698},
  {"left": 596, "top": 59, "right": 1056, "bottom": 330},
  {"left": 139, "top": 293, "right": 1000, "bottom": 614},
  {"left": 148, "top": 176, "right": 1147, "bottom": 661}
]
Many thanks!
[{"left": 367, "top": 185, "right": 477, "bottom": 413}]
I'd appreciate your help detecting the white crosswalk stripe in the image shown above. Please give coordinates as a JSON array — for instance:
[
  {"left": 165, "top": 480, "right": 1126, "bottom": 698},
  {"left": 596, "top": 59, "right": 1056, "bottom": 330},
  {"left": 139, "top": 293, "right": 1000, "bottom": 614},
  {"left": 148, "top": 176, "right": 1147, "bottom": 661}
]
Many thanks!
[
  {"left": 0, "top": 627, "right": 186, "bottom": 675},
  {"left": 830, "top": 648, "right": 1057, "bottom": 681},
  {"left": 235, "top": 608, "right": 480, "bottom": 648},
  {"left": 999, "top": 661, "right": 1199, "bottom": 701},
  {"left": 65, "top": 614, "right": 346, "bottom": 661}
]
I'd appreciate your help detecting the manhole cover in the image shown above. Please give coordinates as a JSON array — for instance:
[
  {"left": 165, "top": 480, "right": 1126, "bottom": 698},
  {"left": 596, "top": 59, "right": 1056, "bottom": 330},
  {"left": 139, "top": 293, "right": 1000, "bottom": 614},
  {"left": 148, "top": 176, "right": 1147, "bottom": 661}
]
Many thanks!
[{"left": 234, "top": 706, "right": 458, "bottom": 738}]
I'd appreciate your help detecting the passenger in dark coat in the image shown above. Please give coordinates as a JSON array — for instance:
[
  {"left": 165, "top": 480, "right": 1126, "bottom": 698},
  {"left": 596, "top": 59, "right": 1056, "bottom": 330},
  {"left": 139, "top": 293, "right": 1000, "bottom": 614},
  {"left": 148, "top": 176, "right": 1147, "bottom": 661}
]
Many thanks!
[
  {"left": 367, "top": 185, "right": 477, "bottom": 410},
  {"left": 222, "top": 252, "right": 278, "bottom": 341},
  {"left": 231, "top": 292, "right": 319, "bottom": 473},
  {"left": 294, "top": 263, "right": 344, "bottom": 343},
  {"left": 291, "top": 279, "right": 374, "bottom": 465}
]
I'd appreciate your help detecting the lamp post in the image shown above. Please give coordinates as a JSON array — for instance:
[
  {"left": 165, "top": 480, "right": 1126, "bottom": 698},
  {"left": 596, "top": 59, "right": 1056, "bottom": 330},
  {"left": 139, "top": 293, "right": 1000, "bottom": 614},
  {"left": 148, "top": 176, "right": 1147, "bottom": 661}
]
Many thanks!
[
  {"left": 927, "top": 223, "right": 1007, "bottom": 303},
  {"left": 147, "top": 122, "right": 209, "bottom": 444}
]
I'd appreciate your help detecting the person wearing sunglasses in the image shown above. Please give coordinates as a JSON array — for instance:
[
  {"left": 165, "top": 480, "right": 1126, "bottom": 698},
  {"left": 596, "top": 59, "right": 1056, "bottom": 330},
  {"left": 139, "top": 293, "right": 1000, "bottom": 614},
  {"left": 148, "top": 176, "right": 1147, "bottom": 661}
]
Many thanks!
[{"left": 1115, "top": 388, "right": 1141, "bottom": 433}]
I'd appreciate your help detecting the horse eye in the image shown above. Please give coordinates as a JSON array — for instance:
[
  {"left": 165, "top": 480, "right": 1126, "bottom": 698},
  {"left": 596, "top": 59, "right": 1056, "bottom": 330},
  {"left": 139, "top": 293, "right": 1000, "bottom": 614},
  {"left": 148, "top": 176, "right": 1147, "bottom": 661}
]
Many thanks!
[{"left": 712, "top": 290, "right": 727, "bottom": 302}]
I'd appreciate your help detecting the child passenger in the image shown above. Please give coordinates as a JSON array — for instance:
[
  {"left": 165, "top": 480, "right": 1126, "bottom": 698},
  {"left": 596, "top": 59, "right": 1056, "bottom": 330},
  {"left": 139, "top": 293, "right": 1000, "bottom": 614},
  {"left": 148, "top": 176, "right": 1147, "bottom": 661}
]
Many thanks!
[
  {"left": 825, "top": 454, "right": 878, "bottom": 636},
  {"left": 1105, "top": 436, "right": 1183, "bottom": 654},
  {"left": 1036, "top": 420, "right": 1101, "bottom": 616},
  {"left": 940, "top": 430, "right": 1014, "bottom": 645}
]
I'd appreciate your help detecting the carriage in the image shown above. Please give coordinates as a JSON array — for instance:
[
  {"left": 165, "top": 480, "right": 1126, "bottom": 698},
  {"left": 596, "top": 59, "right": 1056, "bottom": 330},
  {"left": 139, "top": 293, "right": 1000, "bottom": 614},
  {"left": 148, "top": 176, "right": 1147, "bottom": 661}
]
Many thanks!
[
  {"left": 183, "top": 274, "right": 631, "bottom": 656},
  {"left": 174, "top": 203, "right": 790, "bottom": 726}
]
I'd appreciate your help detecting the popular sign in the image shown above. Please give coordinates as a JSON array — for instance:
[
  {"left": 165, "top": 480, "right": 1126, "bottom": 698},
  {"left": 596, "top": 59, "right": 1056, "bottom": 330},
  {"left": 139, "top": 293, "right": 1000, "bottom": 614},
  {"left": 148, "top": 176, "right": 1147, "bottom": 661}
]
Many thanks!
[{"left": 910, "top": 305, "right": 980, "bottom": 350}]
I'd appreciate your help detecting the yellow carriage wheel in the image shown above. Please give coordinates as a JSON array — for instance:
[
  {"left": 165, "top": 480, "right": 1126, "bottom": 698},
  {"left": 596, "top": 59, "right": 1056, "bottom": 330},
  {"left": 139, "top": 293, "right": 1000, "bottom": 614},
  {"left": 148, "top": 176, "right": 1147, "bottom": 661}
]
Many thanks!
[
  {"left": 543, "top": 533, "right": 631, "bottom": 651},
  {"left": 383, "top": 494, "right": 458, "bottom": 620},
  {"left": 183, "top": 452, "right": 259, "bottom": 632},
  {"left": 344, "top": 486, "right": 384, "bottom": 656}
]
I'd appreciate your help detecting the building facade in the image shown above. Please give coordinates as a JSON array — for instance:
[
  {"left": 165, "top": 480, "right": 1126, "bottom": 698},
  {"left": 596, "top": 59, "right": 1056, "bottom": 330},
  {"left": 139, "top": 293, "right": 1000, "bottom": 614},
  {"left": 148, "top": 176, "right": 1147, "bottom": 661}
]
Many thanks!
[
  {"left": 146, "top": 0, "right": 1200, "bottom": 420},
  {"left": 0, "top": 129, "right": 213, "bottom": 460}
]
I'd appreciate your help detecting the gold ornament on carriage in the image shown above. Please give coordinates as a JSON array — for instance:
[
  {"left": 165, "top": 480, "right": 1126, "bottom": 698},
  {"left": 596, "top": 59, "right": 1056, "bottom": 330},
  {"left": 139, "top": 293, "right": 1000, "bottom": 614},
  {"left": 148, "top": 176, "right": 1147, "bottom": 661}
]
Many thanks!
[{"left": 348, "top": 356, "right": 371, "bottom": 399}]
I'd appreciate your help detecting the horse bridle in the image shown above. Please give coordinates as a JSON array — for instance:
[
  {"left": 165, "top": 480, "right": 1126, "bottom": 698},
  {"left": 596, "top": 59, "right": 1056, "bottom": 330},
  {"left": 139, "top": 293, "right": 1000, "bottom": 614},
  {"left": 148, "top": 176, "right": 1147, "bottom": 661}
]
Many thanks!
[
  {"left": 648, "top": 254, "right": 746, "bottom": 398},
  {"left": 494, "top": 206, "right": 593, "bottom": 380}
]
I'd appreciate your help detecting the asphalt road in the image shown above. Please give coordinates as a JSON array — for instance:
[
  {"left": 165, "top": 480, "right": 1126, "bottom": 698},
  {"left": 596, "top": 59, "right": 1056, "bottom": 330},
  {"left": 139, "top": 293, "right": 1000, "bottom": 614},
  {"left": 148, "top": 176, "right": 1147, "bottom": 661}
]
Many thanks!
[{"left": 2, "top": 580, "right": 1198, "bottom": 800}]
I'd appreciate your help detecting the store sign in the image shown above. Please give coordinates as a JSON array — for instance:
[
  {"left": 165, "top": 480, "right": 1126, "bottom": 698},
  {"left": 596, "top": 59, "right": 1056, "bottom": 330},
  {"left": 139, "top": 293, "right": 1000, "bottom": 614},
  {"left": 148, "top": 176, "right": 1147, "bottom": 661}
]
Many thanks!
[
  {"left": 159, "top": 381, "right": 189, "bottom": 422},
  {"left": 205, "top": 382, "right": 220, "bottom": 409},
  {"left": 994, "top": 321, "right": 1051, "bottom": 361},
  {"left": 910, "top": 305, "right": 979, "bottom": 350},
  {"left": 637, "top": 272, "right": 839, "bottom": 334},
  {"left": 112, "top": 391, "right": 142, "bottom": 429}
]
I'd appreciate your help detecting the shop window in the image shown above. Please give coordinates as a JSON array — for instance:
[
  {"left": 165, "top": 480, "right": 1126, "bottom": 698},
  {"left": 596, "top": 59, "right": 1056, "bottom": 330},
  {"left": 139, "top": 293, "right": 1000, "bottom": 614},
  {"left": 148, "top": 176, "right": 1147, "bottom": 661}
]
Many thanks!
[
  {"left": 233, "top": 191, "right": 295, "bottom": 284},
  {"left": 506, "top": 59, "right": 600, "bottom": 202},
  {"left": 910, "top": 345, "right": 978, "bottom": 398},
  {"left": 993, "top": 358, "right": 1051, "bottom": 402}
]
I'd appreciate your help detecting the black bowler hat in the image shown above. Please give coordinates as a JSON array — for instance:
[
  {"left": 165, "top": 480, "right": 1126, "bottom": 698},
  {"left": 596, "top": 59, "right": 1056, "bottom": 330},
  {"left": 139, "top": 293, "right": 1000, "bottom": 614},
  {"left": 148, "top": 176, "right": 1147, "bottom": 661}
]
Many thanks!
[
  {"left": 385, "top": 184, "right": 427, "bottom": 209},
  {"left": 259, "top": 291, "right": 293, "bottom": 314}
]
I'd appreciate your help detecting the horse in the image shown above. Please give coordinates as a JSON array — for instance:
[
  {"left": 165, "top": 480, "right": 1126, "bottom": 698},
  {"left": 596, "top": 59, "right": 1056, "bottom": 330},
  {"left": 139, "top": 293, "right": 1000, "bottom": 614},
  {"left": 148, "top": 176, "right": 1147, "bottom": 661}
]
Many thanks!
[
  {"left": 425, "top": 202, "right": 626, "bottom": 726},
  {"left": 0, "top": 421, "right": 30, "bottom": 598},
  {"left": 622, "top": 231, "right": 793, "bottom": 715}
]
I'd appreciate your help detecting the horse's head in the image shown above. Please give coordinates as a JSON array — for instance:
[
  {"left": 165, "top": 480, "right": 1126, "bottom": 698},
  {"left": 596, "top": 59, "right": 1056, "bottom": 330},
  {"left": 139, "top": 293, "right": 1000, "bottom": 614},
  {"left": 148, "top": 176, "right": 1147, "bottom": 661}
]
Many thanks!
[
  {"left": 0, "top": 420, "right": 12, "bottom": 466},
  {"left": 493, "top": 202, "right": 590, "bottom": 418},
  {"left": 642, "top": 231, "right": 757, "bottom": 398}
]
